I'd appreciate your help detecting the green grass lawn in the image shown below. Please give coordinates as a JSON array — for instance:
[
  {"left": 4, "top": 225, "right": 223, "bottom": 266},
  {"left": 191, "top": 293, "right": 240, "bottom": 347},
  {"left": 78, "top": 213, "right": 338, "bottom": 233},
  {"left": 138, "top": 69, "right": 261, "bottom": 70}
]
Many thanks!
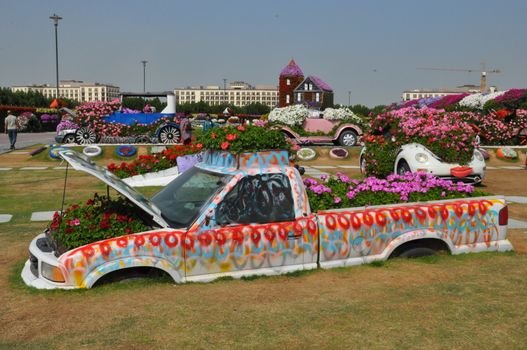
[{"left": 1, "top": 168, "right": 526, "bottom": 349}]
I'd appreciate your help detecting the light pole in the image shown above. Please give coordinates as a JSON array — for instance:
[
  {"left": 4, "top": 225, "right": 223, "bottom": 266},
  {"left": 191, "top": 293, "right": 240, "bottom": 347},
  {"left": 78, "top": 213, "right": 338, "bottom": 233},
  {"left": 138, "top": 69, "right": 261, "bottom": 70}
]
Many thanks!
[
  {"left": 223, "top": 78, "right": 227, "bottom": 106},
  {"left": 141, "top": 60, "right": 148, "bottom": 93},
  {"left": 50, "top": 14, "right": 62, "bottom": 102},
  {"left": 348, "top": 91, "right": 351, "bottom": 106}
]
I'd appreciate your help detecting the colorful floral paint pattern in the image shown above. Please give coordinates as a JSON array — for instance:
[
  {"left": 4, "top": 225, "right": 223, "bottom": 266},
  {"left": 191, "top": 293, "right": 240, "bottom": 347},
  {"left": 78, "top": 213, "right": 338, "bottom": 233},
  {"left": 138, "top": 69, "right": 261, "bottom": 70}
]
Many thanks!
[{"left": 318, "top": 199, "right": 502, "bottom": 261}]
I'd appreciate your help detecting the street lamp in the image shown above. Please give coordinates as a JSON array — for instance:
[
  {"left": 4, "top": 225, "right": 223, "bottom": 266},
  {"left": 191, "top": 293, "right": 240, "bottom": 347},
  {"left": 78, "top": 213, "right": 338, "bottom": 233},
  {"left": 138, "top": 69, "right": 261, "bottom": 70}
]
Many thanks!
[
  {"left": 49, "top": 14, "right": 62, "bottom": 102},
  {"left": 348, "top": 91, "right": 351, "bottom": 106},
  {"left": 141, "top": 60, "right": 148, "bottom": 93}
]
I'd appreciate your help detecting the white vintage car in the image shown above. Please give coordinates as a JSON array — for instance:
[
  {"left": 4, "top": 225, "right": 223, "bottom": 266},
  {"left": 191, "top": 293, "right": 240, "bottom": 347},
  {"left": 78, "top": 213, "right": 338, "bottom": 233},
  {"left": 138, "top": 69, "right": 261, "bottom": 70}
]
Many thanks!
[{"left": 360, "top": 143, "right": 486, "bottom": 184}]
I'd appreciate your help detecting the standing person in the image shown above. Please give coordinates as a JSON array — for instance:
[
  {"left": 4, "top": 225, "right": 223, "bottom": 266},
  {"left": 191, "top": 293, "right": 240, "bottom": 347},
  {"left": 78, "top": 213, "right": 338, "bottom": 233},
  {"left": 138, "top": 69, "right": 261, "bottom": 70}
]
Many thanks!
[
  {"left": 202, "top": 113, "right": 214, "bottom": 133},
  {"left": 4, "top": 110, "right": 19, "bottom": 150},
  {"left": 180, "top": 113, "right": 193, "bottom": 145}
]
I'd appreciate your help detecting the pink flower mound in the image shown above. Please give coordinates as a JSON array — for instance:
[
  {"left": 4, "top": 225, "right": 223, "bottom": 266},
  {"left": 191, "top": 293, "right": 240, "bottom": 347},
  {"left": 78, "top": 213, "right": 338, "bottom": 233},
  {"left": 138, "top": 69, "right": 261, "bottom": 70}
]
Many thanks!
[
  {"left": 494, "top": 88, "right": 527, "bottom": 102},
  {"left": 370, "top": 107, "right": 476, "bottom": 164},
  {"left": 428, "top": 93, "right": 469, "bottom": 109}
]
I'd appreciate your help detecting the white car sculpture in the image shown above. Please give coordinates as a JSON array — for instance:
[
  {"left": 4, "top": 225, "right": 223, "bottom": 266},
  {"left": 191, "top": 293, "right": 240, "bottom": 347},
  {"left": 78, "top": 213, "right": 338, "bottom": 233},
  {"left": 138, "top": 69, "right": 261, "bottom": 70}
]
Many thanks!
[{"left": 360, "top": 143, "right": 486, "bottom": 184}]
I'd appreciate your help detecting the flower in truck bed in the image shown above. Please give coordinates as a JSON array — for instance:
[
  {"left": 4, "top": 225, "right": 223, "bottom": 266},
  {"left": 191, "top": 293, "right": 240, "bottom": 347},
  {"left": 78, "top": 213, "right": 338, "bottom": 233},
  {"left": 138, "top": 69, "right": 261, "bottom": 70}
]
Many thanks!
[{"left": 304, "top": 172, "right": 481, "bottom": 212}]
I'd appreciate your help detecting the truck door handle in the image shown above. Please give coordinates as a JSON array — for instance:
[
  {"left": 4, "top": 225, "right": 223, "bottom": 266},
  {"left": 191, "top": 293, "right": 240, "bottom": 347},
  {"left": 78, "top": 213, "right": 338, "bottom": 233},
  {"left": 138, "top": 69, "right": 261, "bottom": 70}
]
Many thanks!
[{"left": 287, "top": 233, "right": 302, "bottom": 240}]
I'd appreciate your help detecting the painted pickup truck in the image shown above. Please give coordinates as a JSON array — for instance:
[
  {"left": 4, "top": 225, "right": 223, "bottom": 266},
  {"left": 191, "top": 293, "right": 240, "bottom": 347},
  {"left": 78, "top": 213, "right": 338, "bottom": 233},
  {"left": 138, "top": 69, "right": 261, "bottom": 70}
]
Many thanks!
[
  {"left": 22, "top": 150, "right": 512, "bottom": 289},
  {"left": 279, "top": 118, "right": 363, "bottom": 147}
]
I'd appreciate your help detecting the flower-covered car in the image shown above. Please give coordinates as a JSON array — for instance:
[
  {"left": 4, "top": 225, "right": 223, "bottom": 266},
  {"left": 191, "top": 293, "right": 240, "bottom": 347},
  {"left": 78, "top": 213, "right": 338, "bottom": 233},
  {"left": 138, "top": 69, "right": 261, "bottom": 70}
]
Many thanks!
[
  {"left": 55, "top": 94, "right": 183, "bottom": 144},
  {"left": 22, "top": 148, "right": 511, "bottom": 289},
  {"left": 360, "top": 143, "right": 486, "bottom": 184},
  {"left": 269, "top": 105, "right": 364, "bottom": 146}
]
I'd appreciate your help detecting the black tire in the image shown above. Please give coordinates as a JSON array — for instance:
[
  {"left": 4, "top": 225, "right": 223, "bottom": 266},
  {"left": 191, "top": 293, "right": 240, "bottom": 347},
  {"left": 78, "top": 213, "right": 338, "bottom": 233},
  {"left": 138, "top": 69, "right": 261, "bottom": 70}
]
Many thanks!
[
  {"left": 75, "top": 127, "right": 98, "bottom": 145},
  {"left": 516, "top": 128, "right": 527, "bottom": 146},
  {"left": 398, "top": 247, "right": 437, "bottom": 258},
  {"left": 62, "top": 134, "right": 76, "bottom": 144},
  {"left": 396, "top": 159, "right": 411, "bottom": 175},
  {"left": 338, "top": 130, "right": 358, "bottom": 147},
  {"left": 158, "top": 126, "right": 181, "bottom": 144},
  {"left": 135, "top": 135, "right": 151, "bottom": 144}
]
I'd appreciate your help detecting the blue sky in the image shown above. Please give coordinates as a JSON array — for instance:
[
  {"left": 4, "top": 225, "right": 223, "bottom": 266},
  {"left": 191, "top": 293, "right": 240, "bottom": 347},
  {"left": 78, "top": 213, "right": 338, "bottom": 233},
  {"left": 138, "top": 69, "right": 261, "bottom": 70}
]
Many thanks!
[{"left": 1, "top": 0, "right": 526, "bottom": 106}]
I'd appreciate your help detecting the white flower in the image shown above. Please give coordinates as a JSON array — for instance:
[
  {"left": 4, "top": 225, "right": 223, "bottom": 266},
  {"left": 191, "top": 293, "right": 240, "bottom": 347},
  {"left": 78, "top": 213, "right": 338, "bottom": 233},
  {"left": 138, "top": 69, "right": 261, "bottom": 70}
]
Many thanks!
[
  {"left": 322, "top": 107, "right": 362, "bottom": 124},
  {"left": 269, "top": 104, "right": 309, "bottom": 126},
  {"left": 459, "top": 91, "right": 506, "bottom": 109}
]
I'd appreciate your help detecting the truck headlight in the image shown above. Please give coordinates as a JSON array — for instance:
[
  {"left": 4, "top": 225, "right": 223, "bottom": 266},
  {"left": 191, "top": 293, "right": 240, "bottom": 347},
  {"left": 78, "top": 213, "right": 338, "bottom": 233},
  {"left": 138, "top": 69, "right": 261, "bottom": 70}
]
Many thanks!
[
  {"left": 41, "top": 262, "right": 65, "bottom": 283},
  {"left": 415, "top": 153, "right": 428, "bottom": 163},
  {"left": 474, "top": 150, "right": 484, "bottom": 162}
]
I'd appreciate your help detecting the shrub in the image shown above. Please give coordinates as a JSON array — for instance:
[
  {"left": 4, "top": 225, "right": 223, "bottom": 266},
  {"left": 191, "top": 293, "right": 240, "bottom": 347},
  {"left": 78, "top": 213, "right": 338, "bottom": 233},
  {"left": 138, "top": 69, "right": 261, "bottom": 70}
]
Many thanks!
[{"left": 49, "top": 194, "right": 150, "bottom": 251}]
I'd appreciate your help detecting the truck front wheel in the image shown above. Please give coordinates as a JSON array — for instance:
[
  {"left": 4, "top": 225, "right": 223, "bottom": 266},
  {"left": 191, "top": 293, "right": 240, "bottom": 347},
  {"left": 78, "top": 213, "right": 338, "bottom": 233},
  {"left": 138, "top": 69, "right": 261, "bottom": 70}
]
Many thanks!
[{"left": 338, "top": 130, "right": 358, "bottom": 147}]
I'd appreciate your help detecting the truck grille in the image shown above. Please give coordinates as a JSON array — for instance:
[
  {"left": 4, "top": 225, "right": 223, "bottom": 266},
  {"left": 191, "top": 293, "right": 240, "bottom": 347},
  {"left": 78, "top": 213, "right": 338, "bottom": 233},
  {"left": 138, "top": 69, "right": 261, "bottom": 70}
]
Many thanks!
[{"left": 29, "top": 252, "right": 39, "bottom": 278}]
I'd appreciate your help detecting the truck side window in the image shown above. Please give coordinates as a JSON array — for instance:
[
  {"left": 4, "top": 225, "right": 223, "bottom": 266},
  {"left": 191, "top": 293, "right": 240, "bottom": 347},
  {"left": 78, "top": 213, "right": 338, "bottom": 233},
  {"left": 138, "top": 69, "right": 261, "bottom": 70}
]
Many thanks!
[{"left": 216, "top": 174, "right": 295, "bottom": 225}]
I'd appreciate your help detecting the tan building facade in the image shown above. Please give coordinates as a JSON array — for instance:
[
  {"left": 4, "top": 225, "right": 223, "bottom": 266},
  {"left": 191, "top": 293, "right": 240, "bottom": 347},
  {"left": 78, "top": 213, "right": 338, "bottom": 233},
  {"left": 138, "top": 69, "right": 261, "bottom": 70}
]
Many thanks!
[
  {"left": 174, "top": 81, "right": 278, "bottom": 108},
  {"left": 11, "top": 80, "right": 120, "bottom": 102}
]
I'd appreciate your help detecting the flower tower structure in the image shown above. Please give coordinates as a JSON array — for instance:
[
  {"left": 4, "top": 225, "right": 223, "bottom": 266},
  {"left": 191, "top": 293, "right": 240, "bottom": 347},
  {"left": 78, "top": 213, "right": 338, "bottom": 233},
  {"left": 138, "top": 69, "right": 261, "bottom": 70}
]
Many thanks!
[{"left": 279, "top": 59, "right": 304, "bottom": 107}]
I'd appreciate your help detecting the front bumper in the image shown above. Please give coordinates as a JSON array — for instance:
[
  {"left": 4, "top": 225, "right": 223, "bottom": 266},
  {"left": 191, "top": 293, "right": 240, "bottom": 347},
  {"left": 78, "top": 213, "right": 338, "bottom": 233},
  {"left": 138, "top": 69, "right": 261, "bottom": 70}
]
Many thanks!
[{"left": 21, "top": 233, "right": 75, "bottom": 290}]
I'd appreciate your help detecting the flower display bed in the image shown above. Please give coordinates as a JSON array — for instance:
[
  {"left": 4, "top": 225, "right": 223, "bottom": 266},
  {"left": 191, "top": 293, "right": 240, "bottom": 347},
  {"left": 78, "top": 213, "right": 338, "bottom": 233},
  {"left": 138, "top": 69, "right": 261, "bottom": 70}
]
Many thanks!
[
  {"left": 329, "top": 147, "right": 349, "bottom": 159},
  {"left": 197, "top": 124, "right": 291, "bottom": 154},
  {"left": 304, "top": 172, "right": 482, "bottom": 212},
  {"left": 296, "top": 148, "right": 317, "bottom": 161},
  {"left": 363, "top": 107, "right": 477, "bottom": 177},
  {"left": 496, "top": 147, "right": 518, "bottom": 160},
  {"left": 107, "top": 144, "right": 202, "bottom": 178},
  {"left": 50, "top": 194, "right": 149, "bottom": 252}
]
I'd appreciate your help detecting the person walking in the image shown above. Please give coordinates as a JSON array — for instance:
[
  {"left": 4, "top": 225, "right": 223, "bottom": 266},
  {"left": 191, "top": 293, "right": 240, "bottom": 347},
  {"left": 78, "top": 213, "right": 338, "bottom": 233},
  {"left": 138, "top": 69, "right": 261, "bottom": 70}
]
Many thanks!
[
  {"left": 180, "top": 113, "right": 193, "bottom": 145},
  {"left": 4, "top": 110, "right": 19, "bottom": 150}
]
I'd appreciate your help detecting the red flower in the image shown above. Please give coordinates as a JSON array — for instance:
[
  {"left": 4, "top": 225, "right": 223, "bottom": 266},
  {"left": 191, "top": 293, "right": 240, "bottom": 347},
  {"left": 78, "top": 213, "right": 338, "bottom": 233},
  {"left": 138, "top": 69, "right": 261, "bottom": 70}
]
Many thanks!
[
  {"left": 221, "top": 142, "right": 230, "bottom": 150},
  {"left": 86, "top": 199, "right": 95, "bottom": 206},
  {"left": 237, "top": 125, "right": 245, "bottom": 132},
  {"left": 226, "top": 134, "right": 237, "bottom": 141},
  {"left": 100, "top": 220, "right": 110, "bottom": 229}
]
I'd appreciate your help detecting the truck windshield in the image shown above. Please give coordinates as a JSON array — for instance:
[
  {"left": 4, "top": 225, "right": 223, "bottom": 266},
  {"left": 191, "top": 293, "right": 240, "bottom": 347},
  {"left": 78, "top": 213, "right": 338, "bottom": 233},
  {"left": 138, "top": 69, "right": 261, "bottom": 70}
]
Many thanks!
[{"left": 151, "top": 167, "right": 231, "bottom": 228}]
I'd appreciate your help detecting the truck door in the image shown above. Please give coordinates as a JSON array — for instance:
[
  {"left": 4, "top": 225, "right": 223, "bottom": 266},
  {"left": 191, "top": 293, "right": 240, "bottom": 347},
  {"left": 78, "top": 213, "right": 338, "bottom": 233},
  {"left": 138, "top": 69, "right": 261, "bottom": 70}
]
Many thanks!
[{"left": 185, "top": 173, "right": 309, "bottom": 280}]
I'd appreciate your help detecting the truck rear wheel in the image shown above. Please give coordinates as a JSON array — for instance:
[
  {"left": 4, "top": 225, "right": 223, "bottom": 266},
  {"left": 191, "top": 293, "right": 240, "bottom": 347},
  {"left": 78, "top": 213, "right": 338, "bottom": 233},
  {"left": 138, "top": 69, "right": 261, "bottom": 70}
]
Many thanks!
[{"left": 338, "top": 130, "right": 358, "bottom": 147}]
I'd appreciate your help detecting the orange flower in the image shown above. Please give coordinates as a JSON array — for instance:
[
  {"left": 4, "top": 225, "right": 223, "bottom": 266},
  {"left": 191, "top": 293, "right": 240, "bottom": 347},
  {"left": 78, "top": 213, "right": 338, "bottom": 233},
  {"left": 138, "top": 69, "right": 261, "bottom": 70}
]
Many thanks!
[
  {"left": 237, "top": 125, "right": 245, "bottom": 132},
  {"left": 221, "top": 141, "right": 230, "bottom": 150},
  {"left": 211, "top": 132, "right": 217, "bottom": 139}
]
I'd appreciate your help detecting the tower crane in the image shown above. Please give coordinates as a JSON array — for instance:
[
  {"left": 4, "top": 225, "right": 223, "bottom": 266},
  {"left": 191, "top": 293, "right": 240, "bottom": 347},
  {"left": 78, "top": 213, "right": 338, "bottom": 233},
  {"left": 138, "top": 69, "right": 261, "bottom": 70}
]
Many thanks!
[{"left": 417, "top": 63, "right": 501, "bottom": 93}]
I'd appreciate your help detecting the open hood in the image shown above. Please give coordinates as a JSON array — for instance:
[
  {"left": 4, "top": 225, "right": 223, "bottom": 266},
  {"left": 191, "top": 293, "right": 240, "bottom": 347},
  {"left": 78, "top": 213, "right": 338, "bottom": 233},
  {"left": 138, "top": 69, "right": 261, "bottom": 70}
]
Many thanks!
[{"left": 59, "top": 150, "right": 169, "bottom": 228}]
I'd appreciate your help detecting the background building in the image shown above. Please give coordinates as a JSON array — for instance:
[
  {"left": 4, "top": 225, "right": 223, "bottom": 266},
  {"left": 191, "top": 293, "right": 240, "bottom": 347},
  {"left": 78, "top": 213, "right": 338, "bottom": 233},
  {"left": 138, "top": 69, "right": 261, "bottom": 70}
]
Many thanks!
[
  {"left": 401, "top": 84, "right": 497, "bottom": 101},
  {"left": 278, "top": 59, "right": 334, "bottom": 109},
  {"left": 174, "top": 81, "right": 278, "bottom": 108},
  {"left": 11, "top": 80, "right": 120, "bottom": 102}
]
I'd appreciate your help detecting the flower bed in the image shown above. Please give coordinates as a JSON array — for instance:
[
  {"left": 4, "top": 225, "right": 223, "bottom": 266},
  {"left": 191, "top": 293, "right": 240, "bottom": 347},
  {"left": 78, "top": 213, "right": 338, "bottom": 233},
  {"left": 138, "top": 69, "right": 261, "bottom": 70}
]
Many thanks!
[
  {"left": 304, "top": 172, "right": 482, "bottom": 212},
  {"left": 50, "top": 194, "right": 150, "bottom": 252},
  {"left": 196, "top": 124, "right": 291, "bottom": 154},
  {"left": 107, "top": 144, "right": 202, "bottom": 178},
  {"left": 268, "top": 104, "right": 309, "bottom": 127},
  {"left": 364, "top": 107, "right": 477, "bottom": 177}
]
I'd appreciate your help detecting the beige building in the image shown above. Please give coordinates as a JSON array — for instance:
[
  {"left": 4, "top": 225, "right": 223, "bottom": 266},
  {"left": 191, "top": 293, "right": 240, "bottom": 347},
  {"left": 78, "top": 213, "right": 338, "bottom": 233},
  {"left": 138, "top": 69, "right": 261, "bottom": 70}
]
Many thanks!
[
  {"left": 174, "top": 81, "right": 278, "bottom": 108},
  {"left": 401, "top": 84, "right": 487, "bottom": 101},
  {"left": 11, "top": 80, "right": 120, "bottom": 102}
]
